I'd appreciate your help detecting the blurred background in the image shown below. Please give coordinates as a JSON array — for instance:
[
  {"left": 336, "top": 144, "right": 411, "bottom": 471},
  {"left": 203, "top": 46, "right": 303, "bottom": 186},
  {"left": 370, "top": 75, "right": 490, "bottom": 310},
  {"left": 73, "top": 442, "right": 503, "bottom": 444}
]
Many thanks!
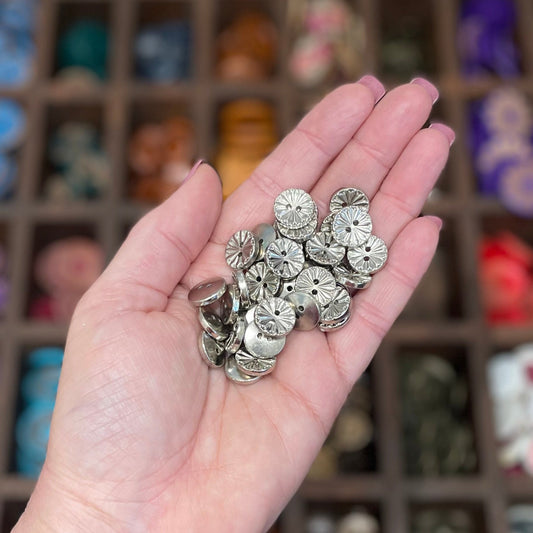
[{"left": 0, "top": 0, "right": 532, "bottom": 531}]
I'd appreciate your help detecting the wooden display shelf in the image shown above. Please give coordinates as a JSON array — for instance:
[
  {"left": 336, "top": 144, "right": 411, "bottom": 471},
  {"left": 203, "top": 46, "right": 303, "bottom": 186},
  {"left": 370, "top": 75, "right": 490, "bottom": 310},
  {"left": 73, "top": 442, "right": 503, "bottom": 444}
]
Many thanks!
[{"left": 0, "top": 0, "right": 533, "bottom": 532}]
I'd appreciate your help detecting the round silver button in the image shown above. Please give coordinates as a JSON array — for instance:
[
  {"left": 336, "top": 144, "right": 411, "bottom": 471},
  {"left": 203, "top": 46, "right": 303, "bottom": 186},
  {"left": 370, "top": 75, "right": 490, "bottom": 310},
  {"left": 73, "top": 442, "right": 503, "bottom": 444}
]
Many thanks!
[
  {"left": 333, "top": 264, "right": 372, "bottom": 293},
  {"left": 320, "top": 213, "right": 335, "bottom": 233},
  {"left": 347, "top": 235, "right": 388, "bottom": 274},
  {"left": 244, "top": 321, "right": 286, "bottom": 358},
  {"left": 320, "top": 285, "right": 351, "bottom": 322},
  {"left": 198, "top": 307, "right": 229, "bottom": 342},
  {"left": 225, "top": 354, "right": 262, "bottom": 384},
  {"left": 332, "top": 206, "right": 372, "bottom": 248},
  {"left": 198, "top": 331, "right": 225, "bottom": 368},
  {"left": 225, "top": 230, "right": 258, "bottom": 269},
  {"left": 233, "top": 270, "right": 251, "bottom": 307},
  {"left": 235, "top": 350, "right": 277, "bottom": 376},
  {"left": 188, "top": 277, "right": 227, "bottom": 307},
  {"left": 274, "top": 188, "right": 316, "bottom": 229},
  {"left": 221, "top": 282, "right": 240, "bottom": 325},
  {"left": 306, "top": 231, "right": 345, "bottom": 266},
  {"left": 329, "top": 187, "right": 369, "bottom": 213},
  {"left": 265, "top": 238, "right": 305, "bottom": 279},
  {"left": 276, "top": 216, "right": 318, "bottom": 243},
  {"left": 245, "top": 261, "right": 281, "bottom": 302},
  {"left": 286, "top": 291, "right": 320, "bottom": 331},
  {"left": 319, "top": 309, "right": 351, "bottom": 332},
  {"left": 295, "top": 266, "right": 337, "bottom": 306},
  {"left": 225, "top": 317, "right": 246, "bottom": 354},
  {"left": 253, "top": 223, "right": 277, "bottom": 261},
  {"left": 254, "top": 296, "right": 296, "bottom": 337}
]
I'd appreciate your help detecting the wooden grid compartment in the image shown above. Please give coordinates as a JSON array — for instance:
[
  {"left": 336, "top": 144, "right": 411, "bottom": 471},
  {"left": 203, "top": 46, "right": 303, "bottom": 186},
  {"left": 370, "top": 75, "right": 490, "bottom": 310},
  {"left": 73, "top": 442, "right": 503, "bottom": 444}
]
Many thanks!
[{"left": 0, "top": 0, "right": 532, "bottom": 531}]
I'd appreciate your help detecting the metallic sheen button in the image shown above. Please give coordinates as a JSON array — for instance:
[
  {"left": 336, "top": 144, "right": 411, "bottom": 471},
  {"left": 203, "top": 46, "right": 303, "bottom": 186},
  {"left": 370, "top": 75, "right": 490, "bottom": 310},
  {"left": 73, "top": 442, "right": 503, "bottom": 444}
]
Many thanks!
[
  {"left": 244, "top": 321, "right": 285, "bottom": 358},
  {"left": 235, "top": 349, "right": 277, "bottom": 376},
  {"left": 319, "top": 309, "right": 351, "bottom": 332},
  {"left": 253, "top": 223, "right": 277, "bottom": 260},
  {"left": 187, "top": 277, "right": 227, "bottom": 307},
  {"left": 265, "top": 237, "right": 305, "bottom": 279},
  {"left": 306, "top": 231, "right": 345, "bottom": 266},
  {"left": 286, "top": 291, "right": 320, "bottom": 331},
  {"left": 225, "top": 316, "right": 246, "bottom": 354},
  {"left": 198, "top": 331, "right": 225, "bottom": 368},
  {"left": 347, "top": 235, "right": 388, "bottom": 274},
  {"left": 320, "top": 285, "right": 351, "bottom": 322},
  {"left": 295, "top": 266, "right": 336, "bottom": 306},
  {"left": 225, "top": 229, "right": 258, "bottom": 269},
  {"left": 254, "top": 296, "right": 296, "bottom": 337},
  {"left": 233, "top": 270, "right": 251, "bottom": 307},
  {"left": 333, "top": 264, "right": 372, "bottom": 293},
  {"left": 198, "top": 307, "right": 229, "bottom": 341},
  {"left": 245, "top": 261, "right": 280, "bottom": 302},
  {"left": 332, "top": 206, "right": 372, "bottom": 248},
  {"left": 225, "top": 354, "right": 261, "bottom": 384},
  {"left": 274, "top": 188, "right": 316, "bottom": 229},
  {"left": 276, "top": 216, "right": 317, "bottom": 243},
  {"left": 329, "top": 187, "right": 369, "bottom": 213},
  {"left": 222, "top": 282, "right": 240, "bottom": 324},
  {"left": 320, "top": 212, "right": 335, "bottom": 233}
]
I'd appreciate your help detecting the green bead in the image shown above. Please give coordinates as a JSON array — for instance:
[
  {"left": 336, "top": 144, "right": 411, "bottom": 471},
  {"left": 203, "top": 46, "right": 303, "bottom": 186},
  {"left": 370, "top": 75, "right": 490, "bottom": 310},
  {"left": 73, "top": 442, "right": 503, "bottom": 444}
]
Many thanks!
[{"left": 57, "top": 20, "right": 109, "bottom": 79}]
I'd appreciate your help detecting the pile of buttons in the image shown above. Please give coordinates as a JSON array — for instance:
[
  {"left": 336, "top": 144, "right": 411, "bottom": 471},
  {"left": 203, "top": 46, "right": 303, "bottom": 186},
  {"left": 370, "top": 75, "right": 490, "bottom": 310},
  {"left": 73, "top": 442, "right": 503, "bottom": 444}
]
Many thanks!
[
  {"left": 470, "top": 87, "right": 533, "bottom": 217},
  {"left": 56, "top": 19, "right": 109, "bottom": 81},
  {"left": 488, "top": 343, "right": 533, "bottom": 476},
  {"left": 308, "top": 372, "right": 375, "bottom": 478},
  {"left": 135, "top": 19, "right": 191, "bottom": 82},
  {"left": 215, "top": 99, "right": 278, "bottom": 199},
  {"left": 29, "top": 237, "right": 104, "bottom": 322},
  {"left": 400, "top": 355, "right": 477, "bottom": 476},
  {"left": 128, "top": 116, "right": 195, "bottom": 204},
  {"left": 288, "top": 0, "right": 365, "bottom": 88},
  {"left": 305, "top": 509, "right": 379, "bottom": 533},
  {"left": 412, "top": 508, "right": 475, "bottom": 533},
  {"left": 0, "top": 241, "right": 8, "bottom": 315},
  {"left": 188, "top": 188, "right": 388, "bottom": 384},
  {"left": 0, "top": 99, "right": 24, "bottom": 201},
  {"left": 216, "top": 11, "right": 277, "bottom": 82},
  {"left": 15, "top": 347, "right": 63, "bottom": 479},
  {"left": 509, "top": 505, "right": 533, "bottom": 532},
  {"left": 0, "top": 0, "right": 37, "bottom": 86},
  {"left": 458, "top": 0, "right": 521, "bottom": 78},
  {"left": 44, "top": 121, "right": 110, "bottom": 201},
  {"left": 479, "top": 232, "right": 533, "bottom": 325}
]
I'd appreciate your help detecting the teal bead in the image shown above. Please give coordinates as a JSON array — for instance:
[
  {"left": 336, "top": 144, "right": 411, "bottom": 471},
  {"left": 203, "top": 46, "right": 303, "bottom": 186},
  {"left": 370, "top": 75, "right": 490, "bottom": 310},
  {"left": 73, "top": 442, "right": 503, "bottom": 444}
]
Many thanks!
[{"left": 57, "top": 19, "right": 109, "bottom": 79}]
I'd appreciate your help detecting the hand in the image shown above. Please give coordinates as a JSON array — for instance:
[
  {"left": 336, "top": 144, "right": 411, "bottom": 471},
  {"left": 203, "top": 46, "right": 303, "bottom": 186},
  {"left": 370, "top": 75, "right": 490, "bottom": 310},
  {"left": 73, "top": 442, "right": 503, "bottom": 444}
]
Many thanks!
[{"left": 15, "top": 76, "right": 452, "bottom": 533}]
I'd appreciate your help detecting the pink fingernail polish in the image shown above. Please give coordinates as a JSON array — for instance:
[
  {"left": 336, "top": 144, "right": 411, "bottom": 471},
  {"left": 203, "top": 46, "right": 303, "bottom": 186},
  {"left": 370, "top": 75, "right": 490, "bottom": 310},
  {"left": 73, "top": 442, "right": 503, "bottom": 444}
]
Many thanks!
[
  {"left": 425, "top": 215, "right": 444, "bottom": 230},
  {"left": 183, "top": 159, "right": 206, "bottom": 184},
  {"left": 410, "top": 77, "right": 439, "bottom": 104},
  {"left": 358, "top": 74, "right": 386, "bottom": 102},
  {"left": 429, "top": 123, "right": 456, "bottom": 146}
]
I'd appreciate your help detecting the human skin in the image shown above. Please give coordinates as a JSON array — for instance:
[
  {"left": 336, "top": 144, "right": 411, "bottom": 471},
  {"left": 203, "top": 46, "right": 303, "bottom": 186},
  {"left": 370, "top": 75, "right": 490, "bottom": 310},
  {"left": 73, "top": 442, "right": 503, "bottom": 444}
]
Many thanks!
[{"left": 14, "top": 76, "right": 453, "bottom": 533}]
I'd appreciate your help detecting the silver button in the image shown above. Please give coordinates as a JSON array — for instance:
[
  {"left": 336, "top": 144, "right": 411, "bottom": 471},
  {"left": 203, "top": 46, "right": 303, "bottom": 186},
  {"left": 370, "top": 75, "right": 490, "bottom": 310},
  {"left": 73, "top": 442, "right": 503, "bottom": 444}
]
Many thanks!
[
  {"left": 320, "top": 285, "right": 351, "bottom": 322},
  {"left": 225, "top": 317, "right": 246, "bottom": 354},
  {"left": 319, "top": 309, "right": 351, "bottom": 332},
  {"left": 285, "top": 291, "right": 320, "bottom": 331},
  {"left": 320, "top": 212, "right": 335, "bottom": 233},
  {"left": 332, "top": 206, "right": 372, "bottom": 248},
  {"left": 245, "top": 305, "right": 257, "bottom": 325},
  {"left": 233, "top": 270, "right": 251, "bottom": 308},
  {"left": 254, "top": 296, "right": 296, "bottom": 337},
  {"left": 235, "top": 350, "right": 277, "bottom": 376},
  {"left": 274, "top": 188, "right": 316, "bottom": 229},
  {"left": 198, "top": 331, "right": 225, "bottom": 368},
  {"left": 329, "top": 187, "right": 369, "bottom": 213},
  {"left": 225, "top": 229, "right": 258, "bottom": 269},
  {"left": 265, "top": 238, "right": 305, "bottom": 279},
  {"left": 347, "top": 235, "right": 388, "bottom": 274},
  {"left": 221, "top": 282, "right": 240, "bottom": 325},
  {"left": 333, "top": 264, "right": 372, "bottom": 293},
  {"left": 245, "top": 261, "right": 281, "bottom": 302},
  {"left": 225, "top": 354, "right": 262, "bottom": 384},
  {"left": 188, "top": 277, "right": 227, "bottom": 307},
  {"left": 244, "top": 321, "right": 286, "bottom": 358},
  {"left": 253, "top": 223, "right": 277, "bottom": 260},
  {"left": 295, "top": 266, "right": 337, "bottom": 306},
  {"left": 198, "top": 307, "right": 229, "bottom": 342},
  {"left": 276, "top": 216, "right": 318, "bottom": 243},
  {"left": 306, "top": 231, "right": 345, "bottom": 266}
]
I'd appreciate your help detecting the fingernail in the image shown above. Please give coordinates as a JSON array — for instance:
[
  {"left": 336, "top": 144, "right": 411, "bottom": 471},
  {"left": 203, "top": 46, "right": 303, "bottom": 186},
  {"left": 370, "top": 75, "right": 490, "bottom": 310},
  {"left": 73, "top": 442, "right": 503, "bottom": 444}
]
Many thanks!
[
  {"left": 183, "top": 159, "right": 206, "bottom": 184},
  {"left": 358, "top": 74, "right": 386, "bottom": 102},
  {"left": 425, "top": 215, "right": 443, "bottom": 231},
  {"left": 410, "top": 77, "right": 439, "bottom": 104},
  {"left": 429, "top": 123, "right": 456, "bottom": 146}
]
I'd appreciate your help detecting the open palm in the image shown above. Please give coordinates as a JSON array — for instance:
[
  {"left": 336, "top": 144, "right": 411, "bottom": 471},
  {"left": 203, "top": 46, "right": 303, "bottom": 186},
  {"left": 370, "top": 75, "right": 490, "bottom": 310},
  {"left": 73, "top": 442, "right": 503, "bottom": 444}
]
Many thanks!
[{"left": 16, "top": 79, "right": 452, "bottom": 533}]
